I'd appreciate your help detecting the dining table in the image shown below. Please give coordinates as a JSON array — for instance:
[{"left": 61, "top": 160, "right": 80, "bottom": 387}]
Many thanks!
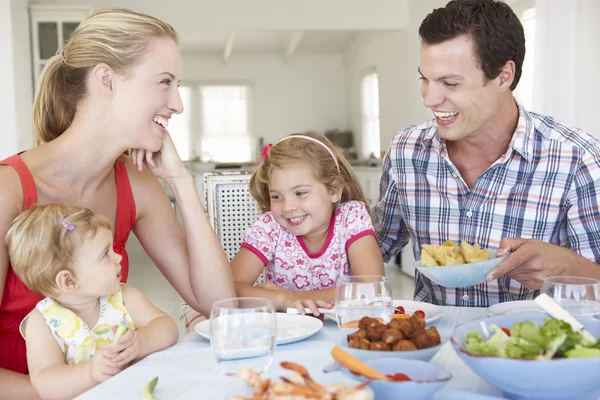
[{"left": 77, "top": 306, "right": 510, "bottom": 400}]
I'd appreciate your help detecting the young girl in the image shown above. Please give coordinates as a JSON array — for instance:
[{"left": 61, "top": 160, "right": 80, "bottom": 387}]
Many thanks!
[
  {"left": 5, "top": 204, "right": 178, "bottom": 400},
  {"left": 232, "top": 132, "right": 385, "bottom": 314}
]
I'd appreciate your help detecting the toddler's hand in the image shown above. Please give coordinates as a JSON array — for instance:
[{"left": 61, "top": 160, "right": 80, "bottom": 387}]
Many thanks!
[
  {"left": 89, "top": 348, "right": 120, "bottom": 384},
  {"left": 107, "top": 329, "right": 141, "bottom": 367}
]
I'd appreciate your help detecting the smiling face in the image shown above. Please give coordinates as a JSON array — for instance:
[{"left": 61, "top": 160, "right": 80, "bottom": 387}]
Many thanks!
[
  {"left": 419, "top": 35, "right": 507, "bottom": 142},
  {"left": 111, "top": 37, "right": 183, "bottom": 152},
  {"left": 268, "top": 163, "right": 342, "bottom": 239},
  {"left": 71, "top": 227, "right": 123, "bottom": 298}
]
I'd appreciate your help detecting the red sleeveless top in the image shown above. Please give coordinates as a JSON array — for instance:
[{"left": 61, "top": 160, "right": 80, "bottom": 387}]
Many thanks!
[{"left": 0, "top": 153, "right": 136, "bottom": 374}]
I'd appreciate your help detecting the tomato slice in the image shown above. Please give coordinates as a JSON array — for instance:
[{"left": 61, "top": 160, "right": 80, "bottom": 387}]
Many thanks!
[
  {"left": 501, "top": 327, "right": 511, "bottom": 336},
  {"left": 394, "top": 305, "right": 406, "bottom": 315},
  {"left": 414, "top": 310, "right": 426, "bottom": 319},
  {"left": 387, "top": 373, "right": 411, "bottom": 382}
]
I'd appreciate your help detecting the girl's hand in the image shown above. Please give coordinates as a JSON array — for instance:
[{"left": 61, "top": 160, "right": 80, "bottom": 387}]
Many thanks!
[
  {"left": 277, "top": 294, "right": 333, "bottom": 316},
  {"left": 107, "top": 329, "right": 141, "bottom": 368},
  {"left": 88, "top": 348, "right": 120, "bottom": 384},
  {"left": 130, "top": 132, "right": 188, "bottom": 181}
]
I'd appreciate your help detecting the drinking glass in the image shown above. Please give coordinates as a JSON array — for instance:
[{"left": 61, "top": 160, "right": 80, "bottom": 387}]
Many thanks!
[
  {"left": 334, "top": 275, "right": 393, "bottom": 330},
  {"left": 539, "top": 276, "right": 600, "bottom": 317},
  {"left": 210, "top": 297, "right": 276, "bottom": 375}
]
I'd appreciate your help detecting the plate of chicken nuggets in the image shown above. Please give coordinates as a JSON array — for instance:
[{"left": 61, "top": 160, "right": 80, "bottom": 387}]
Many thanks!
[
  {"left": 415, "top": 240, "right": 507, "bottom": 287},
  {"left": 339, "top": 313, "right": 444, "bottom": 362}
]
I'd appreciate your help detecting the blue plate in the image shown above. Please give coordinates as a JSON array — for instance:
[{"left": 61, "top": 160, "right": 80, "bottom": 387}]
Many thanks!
[
  {"left": 337, "top": 329, "right": 445, "bottom": 362},
  {"left": 415, "top": 251, "right": 507, "bottom": 287},
  {"left": 340, "top": 358, "right": 451, "bottom": 400},
  {"left": 451, "top": 312, "right": 600, "bottom": 400}
]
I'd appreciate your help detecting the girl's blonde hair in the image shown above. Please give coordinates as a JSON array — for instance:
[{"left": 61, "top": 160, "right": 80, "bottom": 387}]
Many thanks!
[
  {"left": 5, "top": 204, "right": 111, "bottom": 297},
  {"left": 250, "top": 131, "right": 368, "bottom": 213},
  {"left": 32, "top": 8, "right": 178, "bottom": 144}
]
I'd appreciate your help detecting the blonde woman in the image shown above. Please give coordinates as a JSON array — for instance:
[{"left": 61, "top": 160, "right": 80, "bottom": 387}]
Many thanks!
[
  {"left": 6, "top": 204, "right": 179, "bottom": 399},
  {"left": 0, "top": 8, "right": 234, "bottom": 397}
]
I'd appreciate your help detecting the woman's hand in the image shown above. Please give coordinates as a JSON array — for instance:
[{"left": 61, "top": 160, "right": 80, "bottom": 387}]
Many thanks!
[{"left": 130, "top": 132, "right": 188, "bottom": 182}]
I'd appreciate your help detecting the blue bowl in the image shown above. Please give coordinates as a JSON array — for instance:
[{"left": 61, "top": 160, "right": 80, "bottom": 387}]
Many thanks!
[
  {"left": 451, "top": 312, "right": 600, "bottom": 400},
  {"left": 337, "top": 329, "right": 445, "bottom": 362},
  {"left": 415, "top": 250, "right": 506, "bottom": 287},
  {"left": 340, "top": 358, "right": 451, "bottom": 400}
]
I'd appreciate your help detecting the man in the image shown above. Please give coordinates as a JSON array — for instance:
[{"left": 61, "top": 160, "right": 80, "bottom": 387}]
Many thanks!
[{"left": 375, "top": 0, "right": 600, "bottom": 306}]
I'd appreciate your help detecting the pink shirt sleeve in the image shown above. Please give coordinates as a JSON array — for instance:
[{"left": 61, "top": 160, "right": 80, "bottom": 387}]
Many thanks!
[
  {"left": 341, "top": 200, "right": 377, "bottom": 250},
  {"left": 241, "top": 213, "right": 279, "bottom": 266}
]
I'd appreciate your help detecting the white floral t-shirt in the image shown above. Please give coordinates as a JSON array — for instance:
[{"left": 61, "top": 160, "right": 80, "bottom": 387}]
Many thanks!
[{"left": 241, "top": 200, "right": 376, "bottom": 291}]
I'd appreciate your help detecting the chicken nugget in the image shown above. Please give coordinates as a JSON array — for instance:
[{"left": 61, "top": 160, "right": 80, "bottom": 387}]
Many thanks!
[
  {"left": 348, "top": 329, "right": 367, "bottom": 341},
  {"left": 391, "top": 339, "right": 417, "bottom": 351},
  {"left": 366, "top": 323, "right": 387, "bottom": 342},
  {"left": 411, "top": 327, "right": 441, "bottom": 349},
  {"left": 381, "top": 328, "right": 403, "bottom": 346},
  {"left": 348, "top": 336, "right": 371, "bottom": 350},
  {"left": 358, "top": 316, "right": 382, "bottom": 331},
  {"left": 408, "top": 313, "right": 426, "bottom": 337},
  {"left": 369, "top": 341, "right": 390, "bottom": 351},
  {"left": 388, "top": 318, "right": 412, "bottom": 337}
]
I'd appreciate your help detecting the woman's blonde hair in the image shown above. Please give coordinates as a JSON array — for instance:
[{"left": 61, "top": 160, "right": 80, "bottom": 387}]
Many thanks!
[
  {"left": 250, "top": 131, "right": 368, "bottom": 213},
  {"left": 32, "top": 8, "right": 178, "bottom": 143},
  {"left": 5, "top": 204, "right": 111, "bottom": 297}
]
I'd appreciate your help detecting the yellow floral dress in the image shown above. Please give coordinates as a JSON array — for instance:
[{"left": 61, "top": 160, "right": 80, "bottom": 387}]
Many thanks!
[{"left": 20, "top": 285, "right": 136, "bottom": 365}]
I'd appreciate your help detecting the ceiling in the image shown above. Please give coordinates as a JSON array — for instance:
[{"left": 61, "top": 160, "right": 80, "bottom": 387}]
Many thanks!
[{"left": 178, "top": 30, "right": 361, "bottom": 61}]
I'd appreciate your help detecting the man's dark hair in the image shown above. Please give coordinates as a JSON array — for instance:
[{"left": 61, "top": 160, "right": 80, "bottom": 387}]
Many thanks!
[{"left": 419, "top": 0, "right": 525, "bottom": 91}]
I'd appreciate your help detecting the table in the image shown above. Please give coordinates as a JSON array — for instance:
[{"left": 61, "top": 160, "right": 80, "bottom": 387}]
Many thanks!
[{"left": 77, "top": 306, "right": 507, "bottom": 399}]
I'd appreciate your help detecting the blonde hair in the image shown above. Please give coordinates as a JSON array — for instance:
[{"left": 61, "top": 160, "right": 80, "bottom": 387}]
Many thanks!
[
  {"left": 32, "top": 8, "right": 178, "bottom": 143},
  {"left": 250, "top": 131, "right": 368, "bottom": 213},
  {"left": 5, "top": 204, "right": 111, "bottom": 297}
]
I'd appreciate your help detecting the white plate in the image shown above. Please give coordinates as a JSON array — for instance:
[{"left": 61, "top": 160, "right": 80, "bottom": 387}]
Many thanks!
[
  {"left": 325, "top": 300, "right": 444, "bottom": 324},
  {"left": 195, "top": 313, "right": 323, "bottom": 345},
  {"left": 487, "top": 300, "right": 543, "bottom": 316}
]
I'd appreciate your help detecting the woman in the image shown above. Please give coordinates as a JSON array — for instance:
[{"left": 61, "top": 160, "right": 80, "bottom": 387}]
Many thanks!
[{"left": 0, "top": 8, "right": 234, "bottom": 398}]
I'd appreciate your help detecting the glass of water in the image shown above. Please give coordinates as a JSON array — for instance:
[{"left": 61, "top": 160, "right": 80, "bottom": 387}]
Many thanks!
[
  {"left": 540, "top": 276, "right": 600, "bottom": 317},
  {"left": 334, "top": 275, "right": 393, "bottom": 330},
  {"left": 210, "top": 297, "right": 276, "bottom": 375}
]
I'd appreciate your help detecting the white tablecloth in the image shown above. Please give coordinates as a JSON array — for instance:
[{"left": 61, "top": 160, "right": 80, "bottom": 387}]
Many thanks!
[{"left": 77, "top": 306, "right": 507, "bottom": 400}]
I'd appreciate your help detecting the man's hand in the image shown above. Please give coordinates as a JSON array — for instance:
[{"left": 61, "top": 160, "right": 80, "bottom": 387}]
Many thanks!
[{"left": 487, "top": 238, "right": 592, "bottom": 289}]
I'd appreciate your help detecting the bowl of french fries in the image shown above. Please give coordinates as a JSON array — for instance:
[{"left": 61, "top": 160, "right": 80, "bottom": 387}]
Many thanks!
[{"left": 414, "top": 241, "right": 507, "bottom": 287}]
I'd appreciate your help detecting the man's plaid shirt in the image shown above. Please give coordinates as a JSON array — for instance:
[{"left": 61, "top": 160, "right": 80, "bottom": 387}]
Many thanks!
[{"left": 375, "top": 104, "right": 600, "bottom": 306}]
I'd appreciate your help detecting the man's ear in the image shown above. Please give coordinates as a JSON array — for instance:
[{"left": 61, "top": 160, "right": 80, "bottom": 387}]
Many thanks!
[
  {"left": 92, "top": 63, "right": 114, "bottom": 93},
  {"left": 497, "top": 60, "right": 515, "bottom": 91},
  {"left": 55, "top": 270, "right": 79, "bottom": 293}
]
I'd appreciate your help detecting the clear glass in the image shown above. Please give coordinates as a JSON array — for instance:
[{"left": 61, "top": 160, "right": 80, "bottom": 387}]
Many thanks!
[
  {"left": 210, "top": 297, "right": 276, "bottom": 375},
  {"left": 334, "top": 275, "right": 393, "bottom": 330},
  {"left": 539, "top": 276, "right": 600, "bottom": 317}
]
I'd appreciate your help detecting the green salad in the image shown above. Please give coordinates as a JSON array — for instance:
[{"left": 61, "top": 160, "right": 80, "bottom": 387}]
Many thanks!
[{"left": 466, "top": 318, "right": 600, "bottom": 360}]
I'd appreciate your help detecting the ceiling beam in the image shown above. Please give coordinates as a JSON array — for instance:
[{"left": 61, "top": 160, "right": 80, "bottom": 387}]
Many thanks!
[
  {"left": 223, "top": 31, "right": 235, "bottom": 64},
  {"left": 284, "top": 31, "right": 305, "bottom": 63}
]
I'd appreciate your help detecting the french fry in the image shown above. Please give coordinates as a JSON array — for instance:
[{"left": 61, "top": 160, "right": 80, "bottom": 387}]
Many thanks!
[{"left": 420, "top": 240, "right": 490, "bottom": 267}]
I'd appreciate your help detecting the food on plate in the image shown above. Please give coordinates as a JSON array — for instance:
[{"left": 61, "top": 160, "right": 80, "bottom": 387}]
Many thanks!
[
  {"left": 347, "top": 314, "right": 441, "bottom": 351},
  {"left": 393, "top": 305, "right": 425, "bottom": 320},
  {"left": 331, "top": 346, "right": 389, "bottom": 380},
  {"left": 421, "top": 240, "right": 490, "bottom": 267},
  {"left": 466, "top": 318, "right": 600, "bottom": 360},
  {"left": 141, "top": 376, "right": 159, "bottom": 400},
  {"left": 231, "top": 361, "right": 372, "bottom": 400}
]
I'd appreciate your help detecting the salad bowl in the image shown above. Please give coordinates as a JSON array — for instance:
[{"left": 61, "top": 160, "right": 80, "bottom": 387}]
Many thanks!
[{"left": 451, "top": 312, "right": 600, "bottom": 400}]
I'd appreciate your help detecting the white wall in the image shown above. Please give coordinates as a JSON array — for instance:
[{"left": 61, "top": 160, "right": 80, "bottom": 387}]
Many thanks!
[
  {"left": 0, "top": 0, "right": 33, "bottom": 159},
  {"left": 181, "top": 53, "right": 347, "bottom": 156},
  {"left": 29, "top": 0, "right": 410, "bottom": 30},
  {"left": 344, "top": 0, "right": 447, "bottom": 157}
]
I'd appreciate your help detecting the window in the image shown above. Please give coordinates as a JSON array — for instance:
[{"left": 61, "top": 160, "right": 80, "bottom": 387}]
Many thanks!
[
  {"left": 514, "top": 6, "right": 536, "bottom": 110},
  {"left": 361, "top": 72, "right": 380, "bottom": 159},
  {"left": 167, "top": 84, "right": 252, "bottom": 162}
]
